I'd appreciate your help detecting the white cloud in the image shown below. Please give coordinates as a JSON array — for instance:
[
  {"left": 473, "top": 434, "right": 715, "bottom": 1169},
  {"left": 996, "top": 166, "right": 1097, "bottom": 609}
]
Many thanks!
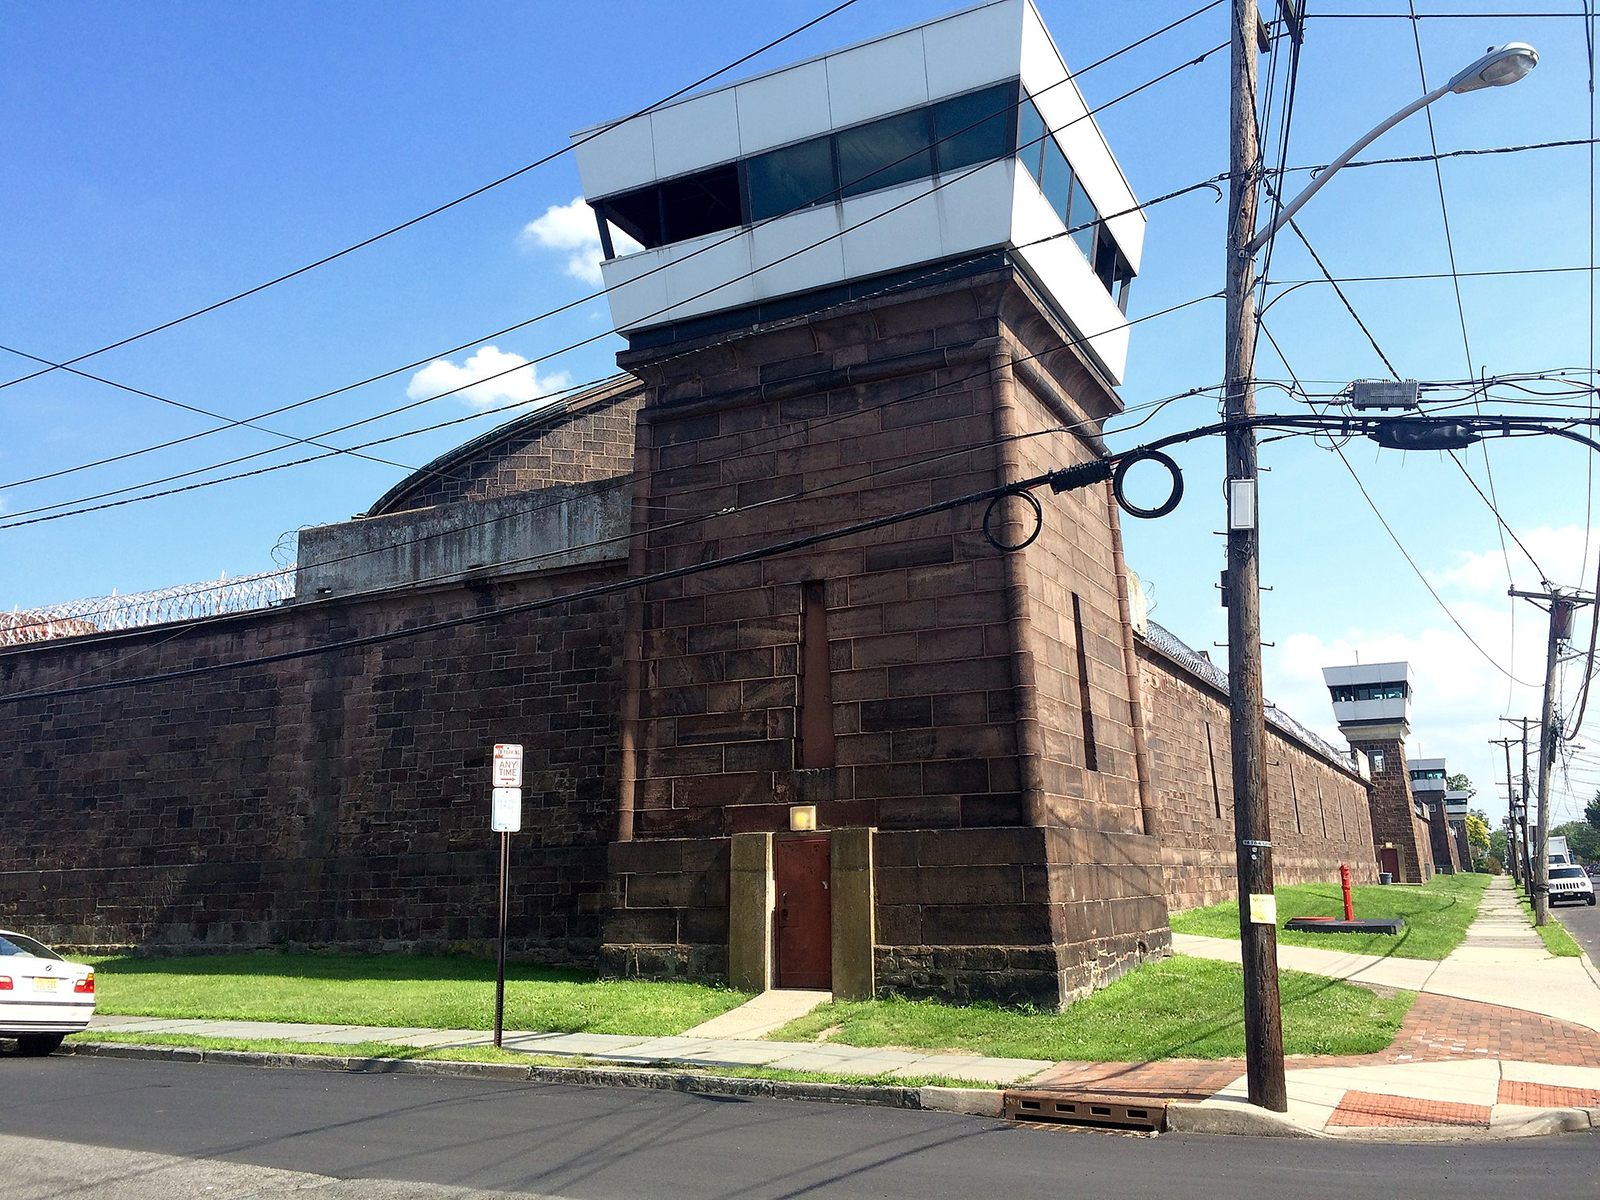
[
  {"left": 519, "top": 197, "right": 605, "bottom": 286},
  {"left": 1263, "top": 560, "right": 1599, "bottom": 827},
  {"left": 1430, "top": 524, "right": 1600, "bottom": 596},
  {"left": 405, "top": 345, "right": 570, "bottom": 411}
]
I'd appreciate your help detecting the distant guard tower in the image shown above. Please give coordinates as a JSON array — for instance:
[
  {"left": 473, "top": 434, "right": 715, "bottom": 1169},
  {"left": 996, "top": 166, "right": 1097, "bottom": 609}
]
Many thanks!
[
  {"left": 1323, "top": 662, "right": 1433, "bottom": 882},
  {"left": 1408, "top": 757, "right": 1462, "bottom": 874},
  {"left": 575, "top": 0, "right": 1168, "bottom": 1006}
]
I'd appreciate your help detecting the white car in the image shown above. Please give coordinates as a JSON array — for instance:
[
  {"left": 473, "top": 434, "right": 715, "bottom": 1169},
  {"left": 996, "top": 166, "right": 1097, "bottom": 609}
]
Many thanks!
[
  {"left": 0, "top": 930, "right": 96, "bottom": 1055},
  {"left": 1549, "top": 865, "right": 1597, "bottom": 907}
]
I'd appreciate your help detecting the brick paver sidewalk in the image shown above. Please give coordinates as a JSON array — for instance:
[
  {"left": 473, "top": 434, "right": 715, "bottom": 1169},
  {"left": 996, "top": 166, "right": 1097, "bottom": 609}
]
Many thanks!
[{"left": 1031, "top": 878, "right": 1600, "bottom": 1136}]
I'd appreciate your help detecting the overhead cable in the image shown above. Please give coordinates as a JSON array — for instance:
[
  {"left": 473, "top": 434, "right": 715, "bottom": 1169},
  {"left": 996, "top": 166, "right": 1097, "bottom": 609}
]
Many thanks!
[{"left": 0, "top": 0, "right": 869, "bottom": 395}]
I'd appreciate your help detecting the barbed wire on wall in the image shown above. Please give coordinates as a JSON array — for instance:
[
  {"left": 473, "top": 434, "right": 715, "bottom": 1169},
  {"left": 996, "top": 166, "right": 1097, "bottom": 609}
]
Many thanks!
[{"left": 0, "top": 567, "right": 295, "bottom": 646}]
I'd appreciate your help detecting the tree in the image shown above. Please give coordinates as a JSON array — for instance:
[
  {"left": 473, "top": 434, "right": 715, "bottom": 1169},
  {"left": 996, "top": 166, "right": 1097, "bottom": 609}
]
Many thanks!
[
  {"left": 1464, "top": 812, "right": 1491, "bottom": 866},
  {"left": 1585, "top": 790, "right": 1600, "bottom": 831},
  {"left": 1489, "top": 828, "right": 1509, "bottom": 867},
  {"left": 1447, "top": 772, "right": 1476, "bottom": 798}
]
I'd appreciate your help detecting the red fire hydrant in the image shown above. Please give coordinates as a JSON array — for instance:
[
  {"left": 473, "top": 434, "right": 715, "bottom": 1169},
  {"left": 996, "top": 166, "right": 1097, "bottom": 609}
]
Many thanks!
[{"left": 1340, "top": 862, "right": 1354, "bottom": 921}]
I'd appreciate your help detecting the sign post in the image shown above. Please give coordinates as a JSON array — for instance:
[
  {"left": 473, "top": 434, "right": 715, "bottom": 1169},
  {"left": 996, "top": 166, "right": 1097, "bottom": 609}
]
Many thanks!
[{"left": 490, "top": 744, "right": 523, "bottom": 1048}]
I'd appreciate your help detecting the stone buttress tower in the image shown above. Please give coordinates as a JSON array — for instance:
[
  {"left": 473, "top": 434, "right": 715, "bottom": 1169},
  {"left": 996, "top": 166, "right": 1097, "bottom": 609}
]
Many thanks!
[
  {"left": 1323, "top": 662, "right": 1433, "bottom": 882},
  {"left": 574, "top": 0, "right": 1168, "bottom": 1005}
]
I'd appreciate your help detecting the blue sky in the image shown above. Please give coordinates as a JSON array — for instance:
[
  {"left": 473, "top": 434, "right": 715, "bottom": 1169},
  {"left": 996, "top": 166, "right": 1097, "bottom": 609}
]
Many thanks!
[{"left": 3, "top": 1, "right": 1598, "bottom": 824}]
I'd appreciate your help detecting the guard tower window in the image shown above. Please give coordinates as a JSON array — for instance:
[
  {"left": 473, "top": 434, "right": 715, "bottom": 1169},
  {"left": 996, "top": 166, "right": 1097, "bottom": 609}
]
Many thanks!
[
  {"left": 586, "top": 78, "right": 1135, "bottom": 307},
  {"left": 932, "top": 82, "right": 1015, "bottom": 173},
  {"left": 603, "top": 186, "right": 665, "bottom": 250},
  {"left": 1330, "top": 683, "right": 1409, "bottom": 703},
  {"left": 837, "top": 110, "right": 933, "bottom": 198},
  {"left": 1039, "top": 135, "right": 1074, "bottom": 227},
  {"left": 1017, "top": 96, "right": 1047, "bottom": 183},
  {"left": 661, "top": 164, "right": 742, "bottom": 243},
  {"left": 747, "top": 135, "right": 836, "bottom": 221},
  {"left": 1067, "top": 175, "right": 1096, "bottom": 257}
]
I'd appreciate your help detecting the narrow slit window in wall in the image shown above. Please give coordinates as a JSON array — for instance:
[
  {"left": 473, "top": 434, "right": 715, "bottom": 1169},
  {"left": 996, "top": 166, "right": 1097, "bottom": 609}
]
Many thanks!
[
  {"left": 1204, "top": 721, "right": 1223, "bottom": 819},
  {"left": 1071, "top": 592, "right": 1098, "bottom": 773},
  {"left": 798, "top": 580, "right": 836, "bottom": 769},
  {"left": 1290, "top": 765, "right": 1302, "bottom": 834}
]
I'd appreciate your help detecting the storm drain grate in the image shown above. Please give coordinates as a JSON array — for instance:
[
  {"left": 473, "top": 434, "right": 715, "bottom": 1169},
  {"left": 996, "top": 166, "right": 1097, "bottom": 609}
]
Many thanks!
[{"left": 1002, "top": 1091, "right": 1167, "bottom": 1131}]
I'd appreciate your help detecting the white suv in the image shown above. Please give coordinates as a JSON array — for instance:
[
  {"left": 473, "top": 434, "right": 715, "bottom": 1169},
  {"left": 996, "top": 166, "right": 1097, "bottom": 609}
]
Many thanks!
[{"left": 1550, "top": 864, "right": 1597, "bottom": 907}]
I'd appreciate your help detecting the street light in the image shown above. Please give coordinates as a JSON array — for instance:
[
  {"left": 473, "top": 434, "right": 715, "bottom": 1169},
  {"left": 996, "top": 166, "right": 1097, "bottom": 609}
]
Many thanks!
[
  {"left": 1245, "top": 43, "right": 1538, "bottom": 255},
  {"left": 1222, "top": 13, "right": 1536, "bottom": 1113}
]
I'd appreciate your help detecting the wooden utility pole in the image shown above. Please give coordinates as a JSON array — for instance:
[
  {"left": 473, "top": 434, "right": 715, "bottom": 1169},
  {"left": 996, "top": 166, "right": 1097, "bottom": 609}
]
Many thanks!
[
  {"left": 1225, "top": 0, "right": 1286, "bottom": 1112},
  {"left": 1520, "top": 717, "right": 1533, "bottom": 893},
  {"left": 1511, "top": 588, "right": 1592, "bottom": 924},
  {"left": 1489, "top": 736, "right": 1518, "bottom": 881},
  {"left": 1501, "top": 714, "right": 1537, "bottom": 888}
]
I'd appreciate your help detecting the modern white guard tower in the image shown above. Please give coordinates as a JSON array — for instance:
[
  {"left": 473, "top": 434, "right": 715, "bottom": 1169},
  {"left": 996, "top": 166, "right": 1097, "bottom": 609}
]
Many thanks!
[
  {"left": 1322, "top": 661, "right": 1413, "bottom": 744},
  {"left": 571, "top": 0, "right": 1145, "bottom": 386}
]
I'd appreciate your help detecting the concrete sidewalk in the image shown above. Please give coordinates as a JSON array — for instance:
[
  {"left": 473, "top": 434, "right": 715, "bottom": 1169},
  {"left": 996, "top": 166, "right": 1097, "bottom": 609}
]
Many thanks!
[
  {"left": 68, "top": 879, "right": 1600, "bottom": 1140},
  {"left": 84, "top": 1010, "right": 1052, "bottom": 1087},
  {"left": 1172, "top": 877, "right": 1600, "bottom": 1033}
]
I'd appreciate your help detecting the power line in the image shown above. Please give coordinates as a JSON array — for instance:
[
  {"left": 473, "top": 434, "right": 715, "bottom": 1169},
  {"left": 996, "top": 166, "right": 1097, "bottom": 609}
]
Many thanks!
[
  {"left": 1445, "top": 447, "right": 1551, "bottom": 582},
  {"left": 1405, "top": 3, "right": 1520, "bottom": 633},
  {"left": 1255, "top": 317, "right": 1535, "bottom": 686},
  {"left": 0, "top": 283, "right": 1222, "bottom": 531},
  {"left": 1312, "top": 10, "right": 1594, "bottom": 19},
  {"left": 0, "top": 461, "right": 1116, "bottom": 705},
  {"left": 5, "top": 251, "right": 1224, "bottom": 623},
  {"left": 1581, "top": 0, "right": 1598, "bottom": 599},
  {"left": 0, "top": 0, "right": 868, "bottom": 396},
  {"left": 13, "top": 120, "right": 1582, "bottom": 497},
  {"left": 2, "top": 43, "right": 1237, "bottom": 528},
  {"left": 3, "top": 1, "right": 1230, "bottom": 495},
  {"left": 1261, "top": 182, "right": 1402, "bottom": 378},
  {"left": 0, "top": 342, "right": 425, "bottom": 477}
]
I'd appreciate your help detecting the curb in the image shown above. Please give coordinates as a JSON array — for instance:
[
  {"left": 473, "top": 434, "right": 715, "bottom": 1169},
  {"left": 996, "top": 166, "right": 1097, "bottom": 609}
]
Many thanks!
[
  {"left": 1165, "top": 1100, "right": 1320, "bottom": 1139},
  {"left": 60, "top": 1040, "right": 1005, "bottom": 1119},
  {"left": 55, "top": 1042, "right": 1587, "bottom": 1138},
  {"left": 1166, "top": 1098, "right": 1599, "bottom": 1142}
]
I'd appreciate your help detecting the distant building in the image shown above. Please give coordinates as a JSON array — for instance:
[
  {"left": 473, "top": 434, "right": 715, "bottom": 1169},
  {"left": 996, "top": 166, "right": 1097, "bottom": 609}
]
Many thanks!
[{"left": 1323, "top": 663, "right": 1438, "bottom": 880}]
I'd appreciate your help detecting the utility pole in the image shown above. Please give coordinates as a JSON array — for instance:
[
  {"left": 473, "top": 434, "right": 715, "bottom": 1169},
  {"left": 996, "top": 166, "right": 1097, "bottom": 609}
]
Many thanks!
[
  {"left": 1511, "top": 588, "right": 1592, "bottom": 924},
  {"left": 1225, "top": 0, "right": 1287, "bottom": 1112},
  {"left": 1501, "top": 715, "right": 1536, "bottom": 889},
  {"left": 1519, "top": 717, "right": 1533, "bottom": 893},
  {"left": 1490, "top": 736, "right": 1518, "bottom": 881}
]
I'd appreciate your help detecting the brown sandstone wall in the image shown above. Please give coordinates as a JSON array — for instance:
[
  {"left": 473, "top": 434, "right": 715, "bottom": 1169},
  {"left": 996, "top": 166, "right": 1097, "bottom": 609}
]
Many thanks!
[
  {"left": 1351, "top": 737, "right": 1433, "bottom": 883},
  {"left": 1137, "top": 646, "right": 1380, "bottom": 911},
  {"left": 0, "top": 566, "right": 627, "bottom": 958},
  {"left": 373, "top": 379, "right": 644, "bottom": 515},
  {"left": 606, "top": 270, "right": 1171, "bottom": 1004}
]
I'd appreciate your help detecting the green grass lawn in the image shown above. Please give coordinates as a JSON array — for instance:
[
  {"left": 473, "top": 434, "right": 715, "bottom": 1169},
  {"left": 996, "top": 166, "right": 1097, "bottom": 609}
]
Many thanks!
[
  {"left": 85, "top": 952, "right": 749, "bottom": 1036},
  {"left": 767, "top": 957, "right": 1412, "bottom": 1061},
  {"left": 1169, "top": 872, "right": 1488, "bottom": 960},
  {"left": 1512, "top": 886, "right": 1585, "bottom": 957}
]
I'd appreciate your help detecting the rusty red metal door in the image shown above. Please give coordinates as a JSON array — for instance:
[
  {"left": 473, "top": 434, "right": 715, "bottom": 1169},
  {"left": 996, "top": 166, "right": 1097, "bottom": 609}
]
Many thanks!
[
  {"left": 775, "top": 836, "right": 831, "bottom": 989},
  {"left": 1380, "top": 847, "right": 1400, "bottom": 879}
]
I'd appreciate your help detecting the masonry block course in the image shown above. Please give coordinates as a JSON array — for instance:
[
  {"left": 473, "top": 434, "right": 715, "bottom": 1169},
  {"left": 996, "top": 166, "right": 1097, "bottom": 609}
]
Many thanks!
[
  {"left": 0, "top": 563, "right": 627, "bottom": 957},
  {"left": 1351, "top": 738, "right": 1434, "bottom": 883},
  {"left": 1137, "top": 638, "right": 1380, "bottom": 911},
  {"left": 0, "top": 263, "right": 1381, "bottom": 1011}
]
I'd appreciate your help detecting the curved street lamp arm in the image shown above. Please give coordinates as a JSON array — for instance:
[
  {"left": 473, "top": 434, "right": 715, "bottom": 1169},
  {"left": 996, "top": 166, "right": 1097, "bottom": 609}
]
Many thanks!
[{"left": 1244, "top": 83, "right": 1450, "bottom": 257}]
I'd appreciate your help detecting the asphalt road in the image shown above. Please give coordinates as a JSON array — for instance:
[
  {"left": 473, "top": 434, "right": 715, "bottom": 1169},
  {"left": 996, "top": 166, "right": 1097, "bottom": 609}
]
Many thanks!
[
  {"left": 0, "top": 1055, "right": 1594, "bottom": 1199},
  {"left": 1551, "top": 893, "right": 1600, "bottom": 962}
]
